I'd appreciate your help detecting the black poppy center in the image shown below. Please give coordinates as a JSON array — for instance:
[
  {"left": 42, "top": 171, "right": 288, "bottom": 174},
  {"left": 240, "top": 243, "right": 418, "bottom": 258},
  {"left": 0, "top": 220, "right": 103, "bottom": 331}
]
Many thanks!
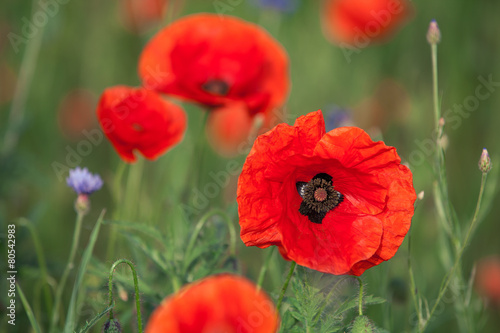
[
  {"left": 202, "top": 79, "right": 230, "bottom": 96},
  {"left": 296, "top": 173, "right": 344, "bottom": 224}
]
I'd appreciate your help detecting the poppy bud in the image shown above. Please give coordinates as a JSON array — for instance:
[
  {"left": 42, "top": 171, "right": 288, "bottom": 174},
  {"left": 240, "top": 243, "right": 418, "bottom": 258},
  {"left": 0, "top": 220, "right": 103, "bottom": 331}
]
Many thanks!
[
  {"left": 103, "top": 318, "right": 121, "bottom": 333},
  {"left": 475, "top": 256, "right": 500, "bottom": 307},
  {"left": 427, "top": 20, "right": 441, "bottom": 45},
  {"left": 417, "top": 191, "right": 425, "bottom": 201},
  {"left": 349, "top": 315, "right": 375, "bottom": 333},
  {"left": 478, "top": 148, "right": 492, "bottom": 174}
]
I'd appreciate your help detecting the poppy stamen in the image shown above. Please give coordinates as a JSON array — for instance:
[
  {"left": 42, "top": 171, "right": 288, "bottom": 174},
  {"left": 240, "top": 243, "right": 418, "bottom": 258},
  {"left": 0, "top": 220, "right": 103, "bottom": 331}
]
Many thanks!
[
  {"left": 314, "top": 188, "right": 327, "bottom": 202},
  {"left": 297, "top": 173, "right": 343, "bottom": 224},
  {"left": 202, "top": 79, "right": 230, "bottom": 96}
]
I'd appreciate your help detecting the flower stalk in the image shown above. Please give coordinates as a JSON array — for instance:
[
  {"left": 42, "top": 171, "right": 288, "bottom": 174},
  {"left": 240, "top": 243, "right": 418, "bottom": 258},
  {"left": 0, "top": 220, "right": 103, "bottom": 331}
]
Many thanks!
[
  {"left": 276, "top": 261, "right": 296, "bottom": 312},
  {"left": 50, "top": 212, "right": 85, "bottom": 331},
  {"left": 421, "top": 172, "right": 489, "bottom": 331},
  {"left": 356, "top": 277, "right": 364, "bottom": 316},
  {"left": 108, "top": 259, "right": 143, "bottom": 333}
]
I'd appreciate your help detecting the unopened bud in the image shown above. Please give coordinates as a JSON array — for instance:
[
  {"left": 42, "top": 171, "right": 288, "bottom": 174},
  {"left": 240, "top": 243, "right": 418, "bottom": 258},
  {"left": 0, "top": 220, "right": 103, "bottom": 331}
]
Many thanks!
[
  {"left": 439, "top": 134, "right": 449, "bottom": 151},
  {"left": 478, "top": 148, "right": 492, "bottom": 174},
  {"left": 427, "top": 20, "right": 441, "bottom": 45},
  {"left": 350, "top": 315, "right": 375, "bottom": 333},
  {"left": 103, "top": 318, "right": 121, "bottom": 333},
  {"left": 75, "top": 194, "right": 90, "bottom": 215},
  {"left": 439, "top": 117, "right": 445, "bottom": 128},
  {"left": 417, "top": 191, "right": 425, "bottom": 201}
]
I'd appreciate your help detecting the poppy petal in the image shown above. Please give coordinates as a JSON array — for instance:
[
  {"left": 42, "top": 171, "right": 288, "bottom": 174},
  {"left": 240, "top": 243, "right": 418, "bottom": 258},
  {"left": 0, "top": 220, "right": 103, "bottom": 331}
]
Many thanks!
[{"left": 96, "top": 86, "right": 186, "bottom": 163}]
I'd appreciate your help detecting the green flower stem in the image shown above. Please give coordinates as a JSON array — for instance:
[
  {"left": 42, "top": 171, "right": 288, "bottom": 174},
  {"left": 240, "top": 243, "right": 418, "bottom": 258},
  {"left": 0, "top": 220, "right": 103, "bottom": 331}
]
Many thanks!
[
  {"left": 19, "top": 218, "right": 54, "bottom": 317},
  {"left": 355, "top": 277, "right": 364, "bottom": 316},
  {"left": 50, "top": 212, "right": 85, "bottom": 330},
  {"left": 431, "top": 41, "right": 454, "bottom": 234},
  {"left": 182, "top": 111, "right": 209, "bottom": 202},
  {"left": 185, "top": 209, "right": 237, "bottom": 266},
  {"left": 123, "top": 158, "right": 145, "bottom": 220},
  {"left": 315, "top": 276, "right": 349, "bottom": 321},
  {"left": 408, "top": 228, "right": 423, "bottom": 328},
  {"left": 106, "top": 161, "right": 127, "bottom": 261},
  {"left": 1, "top": 0, "right": 44, "bottom": 156},
  {"left": 276, "top": 261, "right": 296, "bottom": 312},
  {"left": 431, "top": 44, "right": 440, "bottom": 130},
  {"left": 421, "top": 173, "right": 488, "bottom": 332},
  {"left": 17, "top": 283, "right": 42, "bottom": 333},
  {"left": 108, "top": 259, "right": 143, "bottom": 333},
  {"left": 256, "top": 247, "right": 276, "bottom": 291},
  {"left": 107, "top": 159, "right": 144, "bottom": 261}
]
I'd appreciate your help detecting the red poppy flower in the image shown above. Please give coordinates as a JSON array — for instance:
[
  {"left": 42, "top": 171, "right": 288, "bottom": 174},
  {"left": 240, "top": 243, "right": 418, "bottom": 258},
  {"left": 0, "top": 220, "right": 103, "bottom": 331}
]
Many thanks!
[
  {"left": 96, "top": 85, "right": 186, "bottom": 163},
  {"left": 237, "top": 110, "right": 416, "bottom": 276},
  {"left": 138, "top": 14, "right": 289, "bottom": 153},
  {"left": 120, "top": 0, "right": 185, "bottom": 34},
  {"left": 57, "top": 89, "right": 97, "bottom": 141},
  {"left": 145, "top": 274, "right": 279, "bottom": 333},
  {"left": 475, "top": 256, "right": 500, "bottom": 306},
  {"left": 321, "top": 0, "right": 413, "bottom": 47},
  {"left": 120, "top": 0, "right": 167, "bottom": 33}
]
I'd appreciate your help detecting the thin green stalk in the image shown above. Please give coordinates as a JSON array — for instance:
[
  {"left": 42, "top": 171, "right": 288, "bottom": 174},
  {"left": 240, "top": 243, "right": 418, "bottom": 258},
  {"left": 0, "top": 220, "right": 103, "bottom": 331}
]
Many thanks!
[
  {"left": 431, "top": 44, "right": 440, "bottom": 129},
  {"left": 185, "top": 209, "right": 237, "bottom": 265},
  {"left": 63, "top": 210, "right": 106, "bottom": 333},
  {"left": 123, "top": 158, "right": 145, "bottom": 220},
  {"left": 421, "top": 173, "right": 488, "bottom": 332},
  {"left": 1, "top": 0, "right": 45, "bottom": 156},
  {"left": 256, "top": 247, "right": 276, "bottom": 291},
  {"left": 355, "top": 277, "right": 364, "bottom": 316},
  {"left": 17, "top": 283, "right": 42, "bottom": 333},
  {"left": 77, "top": 303, "right": 114, "bottom": 333},
  {"left": 315, "top": 276, "right": 349, "bottom": 321},
  {"left": 107, "top": 160, "right": 144, "bottom": 261},
  {"left": 408, "top": 228, "right": 423, "bottom": 328},
  {"left": 431, "top": 41, "right": 454, "bottom": 234},
  {"left": 50, "top": 212, "right": 85, "bottom": 330},
  {"left": 276, "top": 261, "right": 296, "bottom": 312},
  {"left": 19, "top": 218, "right": 54, "bottom": 317},
  {"left": 106, "top": 161, "right": 127, "bottom": 261},
  {"left": 182, "top": 111, "right": 209, "bottom": 202},
  {"left": 108, "top": 259, "right": 143, "bottom": 333}
]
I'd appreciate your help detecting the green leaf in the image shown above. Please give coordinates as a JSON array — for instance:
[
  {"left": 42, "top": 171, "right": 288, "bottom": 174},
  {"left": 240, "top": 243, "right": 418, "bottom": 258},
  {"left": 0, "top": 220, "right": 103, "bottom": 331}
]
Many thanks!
[
  {"left": 334, "top": 295, "right": 386, "bottom": 317},
  {"left": 76, "top": 303, "right": 114, "bottom": 333},
  {"left": 17, "top": 282, "right": 42, "bottom": 333},
  {"left": 63, "top": 210, "right": 106, "bottom": 333},
  {"left": 103, "top": 219, "right": 167, "bottom": 244}
]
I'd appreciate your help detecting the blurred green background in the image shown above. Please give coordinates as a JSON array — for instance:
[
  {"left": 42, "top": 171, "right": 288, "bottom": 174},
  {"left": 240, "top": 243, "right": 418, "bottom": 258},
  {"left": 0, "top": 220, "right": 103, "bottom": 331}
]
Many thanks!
[{"left": 1, "top": 0, "right": 500, "bottom": 332}]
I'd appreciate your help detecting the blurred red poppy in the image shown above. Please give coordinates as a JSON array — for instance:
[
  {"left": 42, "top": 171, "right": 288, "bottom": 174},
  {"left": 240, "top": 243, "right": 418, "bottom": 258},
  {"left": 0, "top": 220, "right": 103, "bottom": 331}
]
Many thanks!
[
  {"left": 96, "top": 86, "right": 186, "bottom": 163},
  {"left": 57, "top": 89, "right": 97, "bottom": 141},
  {"left": 237, "top": 110, "right": 416, "bottom": 276},
  {"left": 0, "top": 62, "right": 16, "bottom": 106},
  {"left": 475, "top": 256, "right": 500, "bottom": 307},
  {"left": 120, "top": 0, "right": 184, "bottom": 34},
  {"left": 321, "top": 0, "right": 413, "bottom": 47},
  {"left": 138, "top": 14, "right": 289, "bottom": 154},
  {"left": 145, "top": 274, "right": 279, "bottom": 333}
]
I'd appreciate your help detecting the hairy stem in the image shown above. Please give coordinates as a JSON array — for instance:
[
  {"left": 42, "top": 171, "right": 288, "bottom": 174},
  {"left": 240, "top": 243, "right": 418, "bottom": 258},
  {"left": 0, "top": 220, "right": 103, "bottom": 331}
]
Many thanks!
[
  {"left": 50, "top": 212, "right": 84, "bottom": 331},
  {"left": 277, "top": 261, "right": 296, "bottom": 312},
  {"left": 108, "top": 259, "right": 143, "bottom": 333}
]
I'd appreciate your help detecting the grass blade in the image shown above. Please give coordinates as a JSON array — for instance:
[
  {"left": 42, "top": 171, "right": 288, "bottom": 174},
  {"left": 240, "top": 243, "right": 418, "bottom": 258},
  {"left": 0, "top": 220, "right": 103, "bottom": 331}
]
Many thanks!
[
  {"left": 63, "top": 209, "right": 106, "bottom": 333},
  {"left": 17, "top": 282, "right": 42, "bottom": 333}
]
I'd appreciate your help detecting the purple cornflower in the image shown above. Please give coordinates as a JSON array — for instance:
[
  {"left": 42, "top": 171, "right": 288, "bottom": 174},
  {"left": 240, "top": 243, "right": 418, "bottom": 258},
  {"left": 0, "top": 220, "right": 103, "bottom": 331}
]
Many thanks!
[
  {"left": 252, "top": 0, "right": 299, "bottom": 13},
  {"left": 325, "top": 106, "right": 353, "bottom": 131},
  {"left": 66, "top": 167, "right": 103, "bottom": 195}
]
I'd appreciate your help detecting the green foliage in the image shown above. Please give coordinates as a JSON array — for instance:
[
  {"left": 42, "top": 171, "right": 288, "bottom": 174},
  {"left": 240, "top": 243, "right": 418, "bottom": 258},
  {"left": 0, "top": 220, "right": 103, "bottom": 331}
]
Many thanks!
[{"left": 281, "top": 268, "right": 386, "bottom": 332}]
